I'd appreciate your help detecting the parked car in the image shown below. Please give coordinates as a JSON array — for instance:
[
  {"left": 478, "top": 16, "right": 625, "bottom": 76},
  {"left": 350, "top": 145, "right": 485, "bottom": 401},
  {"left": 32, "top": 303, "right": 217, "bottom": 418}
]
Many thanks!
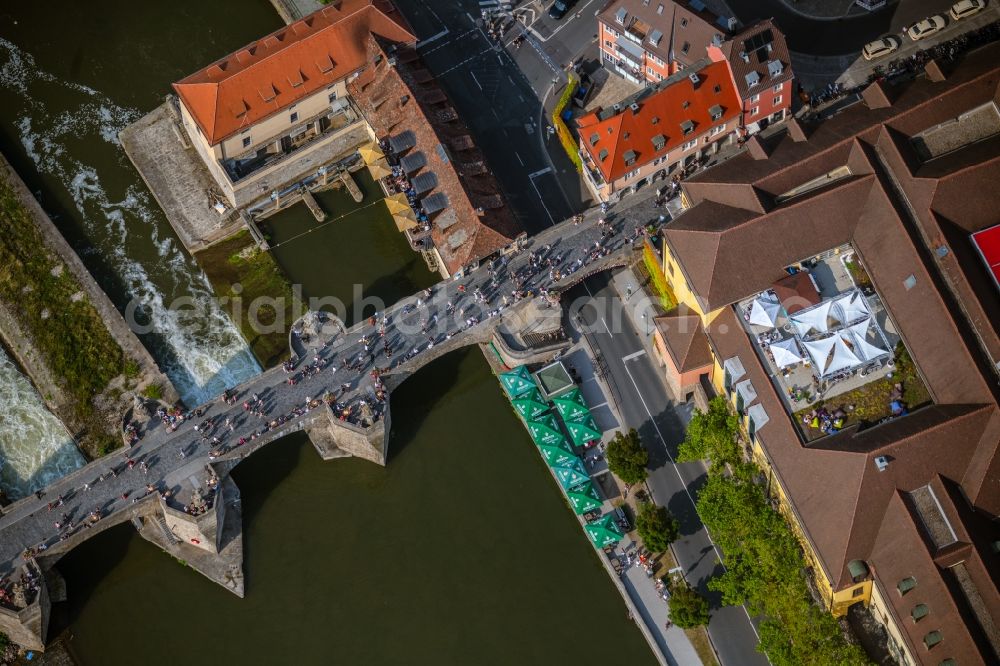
[
  {"left": 950, "top": 0, "right": 987, "bottom": 20},
  {"left": 862, "top": 35, "right": 900, "bottom": 60},
  {"left": 548, "top": 0, "right": 573, "bottom": 19},
  {"left": 907, "top": 15, "right": 947, "bottom": 41}
]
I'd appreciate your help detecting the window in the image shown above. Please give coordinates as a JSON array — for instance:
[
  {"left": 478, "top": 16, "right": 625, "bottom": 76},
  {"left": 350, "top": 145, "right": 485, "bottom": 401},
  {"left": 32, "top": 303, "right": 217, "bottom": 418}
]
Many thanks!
[
  {"left": 680, "top": 17, "right": 688, "bottom": 27},
  {"left": 709, "top": 124, "right": 727, "bottom": 137},
  {"left": 657, "top": 3, "right": 664, "bottom": 14},
  {"left": 290, "top": 112, "right": 299, "bottom": 123},
  {"left": 682, "top": 100, "right": 690, "bottom": 109},
  {"left": 748, "top": 415, "right": 756, "bottom": 442},
  {"left": 623, "top": 149, "right": 637, "bottom": 166},
  {"left": 773, "top": 83, "right": 783, "bottom": 93},
  {"left": 713, "top": 84, "right": 721, "bottom": 93},
  {"left": 773, "top": 95, "right": 782, "bottom": 105},
  {"left": 242, "top": 136, "right": 252, "bottom": 148},
  {"left": 667, "top": 262, "right": 674, "bottom": 276},
  {"left": 750, "top": 93, "right": 760, "bottom": 103},
  {"left": 328, "top": 91, "right": 338, "bottom": 103},
  {"left": 681, "top": 41, "right": 690, "bottom": 55},
  {"left": 605, "top": 40, "right": 614, "bottom": 48},
  {"left": 647, "top": 67, "right": 654, "bottom": 75},
  {"left": 749, "top": 106, "right": 759, "bottom": 117},
  {"left": 923, "top": 631, "right": 942, "bottom": 649},
  {"left": 912, "top": 604, "right": 929, "bottom": 621},
  {"left": 898, "top": 577, "right": 917, "bottom": 595},
  {"left": 625, "top": 168, "right": 640, "bottom": 180},
  {"left": 682, "top": 139, "right": 697, "bottom": 151},
  {"left": 852, "top": 587, "right": 865, "bottom": 598}
]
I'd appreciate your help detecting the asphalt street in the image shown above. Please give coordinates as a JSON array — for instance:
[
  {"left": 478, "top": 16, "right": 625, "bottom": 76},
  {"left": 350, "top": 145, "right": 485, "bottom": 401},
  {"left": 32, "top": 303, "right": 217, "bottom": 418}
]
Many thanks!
[
  {"left": 569, "top": 273, "right": 770, "bottom": 666},
  {"left": 728, "top": 0, "right": 969, "bottom": 55},
  {"left": 397, "top": 0, "right": 581, "bottom": 233}
]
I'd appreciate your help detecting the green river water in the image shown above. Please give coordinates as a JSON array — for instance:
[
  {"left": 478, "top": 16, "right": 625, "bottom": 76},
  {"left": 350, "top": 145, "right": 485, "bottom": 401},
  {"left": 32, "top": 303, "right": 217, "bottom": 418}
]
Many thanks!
[{"left": 0, "top": 1, "right": 653, "bottom": 662}]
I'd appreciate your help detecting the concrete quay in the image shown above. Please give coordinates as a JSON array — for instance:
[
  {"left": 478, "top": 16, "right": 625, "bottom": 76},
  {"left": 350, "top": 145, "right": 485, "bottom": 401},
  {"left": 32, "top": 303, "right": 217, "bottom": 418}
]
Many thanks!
[{"left": 0, "top": 189, "right": 663, "bottom": 651}]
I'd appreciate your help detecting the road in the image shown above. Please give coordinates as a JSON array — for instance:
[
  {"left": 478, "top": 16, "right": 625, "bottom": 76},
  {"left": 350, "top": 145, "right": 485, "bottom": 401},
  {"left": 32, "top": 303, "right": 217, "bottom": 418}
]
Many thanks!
[{"left": 570, "top": 272, "right": 770, "bottom": 666}]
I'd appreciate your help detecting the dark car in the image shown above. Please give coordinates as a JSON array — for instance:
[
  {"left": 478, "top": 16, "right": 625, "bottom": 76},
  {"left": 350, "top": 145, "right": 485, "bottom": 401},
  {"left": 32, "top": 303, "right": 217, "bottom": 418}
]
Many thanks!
[{"left": 548, "top": 0, "right": 572, "bottom": 19}]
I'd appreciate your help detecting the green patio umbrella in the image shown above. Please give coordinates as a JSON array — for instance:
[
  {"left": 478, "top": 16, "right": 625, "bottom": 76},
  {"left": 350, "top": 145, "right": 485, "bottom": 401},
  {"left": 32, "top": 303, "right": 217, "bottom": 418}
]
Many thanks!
[
  {"left": 565, "top": 417, "right": 602, "bottom": 448},
  {"left": 552, "top": 388, "right": 590, "bottom": 423},
  {"left": 511, "top": 389, "right": 550, "bottom": 421},
  {"left": 527, "top": 415, "right": 565, "bottom": 447},
  {"left": 585, "top": 514, "right": 624, "bottom": 548},
  {"left": 499, "top": 366, "right": 537, "bottom": 399},
  {"left": 537, "top": 438, "right": 576, "bottom": 467},
  {"left": 550, "top": 456, "right": 590, "bottom": 490},
  {"left": 566, "top": 481, "right": 603, "bottom": 515}
]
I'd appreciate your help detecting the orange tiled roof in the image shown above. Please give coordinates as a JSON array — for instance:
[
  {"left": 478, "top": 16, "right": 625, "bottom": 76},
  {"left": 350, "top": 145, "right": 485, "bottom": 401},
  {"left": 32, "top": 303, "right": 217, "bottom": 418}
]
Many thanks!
[
  {"left": 173, "top": 0, "right": 415, "bottom": 146},
  {"left": 577, "top": 58, "right": 740, "bottom": 182}
]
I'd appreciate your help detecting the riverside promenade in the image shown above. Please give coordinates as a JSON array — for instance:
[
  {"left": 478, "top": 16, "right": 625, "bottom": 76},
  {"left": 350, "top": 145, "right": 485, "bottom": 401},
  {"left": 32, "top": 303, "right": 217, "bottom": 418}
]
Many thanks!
[{"left": 0, "top": 190, "right": 667, "bottom": 651}]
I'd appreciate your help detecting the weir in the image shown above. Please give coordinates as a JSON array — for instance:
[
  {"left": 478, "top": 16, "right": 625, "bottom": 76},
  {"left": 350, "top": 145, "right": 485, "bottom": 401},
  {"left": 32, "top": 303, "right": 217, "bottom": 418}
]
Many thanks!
[{"left": 0, "top": 189, "right": 658, "bottom": 651}]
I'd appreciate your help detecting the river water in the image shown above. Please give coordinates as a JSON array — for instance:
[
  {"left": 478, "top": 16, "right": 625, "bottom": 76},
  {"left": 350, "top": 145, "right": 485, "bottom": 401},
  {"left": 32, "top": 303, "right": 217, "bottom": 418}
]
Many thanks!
[
  {"left": 0, "top": 1, "right": 653, "bottom": 661},
  {"left": 0, "top": 350, "right": 83, "bottom": 499}
]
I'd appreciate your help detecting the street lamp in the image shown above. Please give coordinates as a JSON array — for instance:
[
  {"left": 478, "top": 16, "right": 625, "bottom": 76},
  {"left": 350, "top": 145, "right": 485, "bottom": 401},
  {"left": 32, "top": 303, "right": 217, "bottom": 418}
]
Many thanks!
[
  {"left": 641, "top": 312, "right": 650, "bottom": 336},
  {"left": 626, "top": 284, "right": 633, "bottom": 301}
]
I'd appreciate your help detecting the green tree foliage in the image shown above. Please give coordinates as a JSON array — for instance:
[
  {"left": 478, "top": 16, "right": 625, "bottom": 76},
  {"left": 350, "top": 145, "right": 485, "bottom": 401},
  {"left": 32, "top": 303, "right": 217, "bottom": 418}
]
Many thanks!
[
  {"left": 695, "top": 460, "right": 869, "bottom": 664},
  {"left": 635, "top": 501, "right": 679, "bottom": 553},
  {"left": 606, "top": 428, "right": 648, "bottom": 485},
  {"left": 679, "top": 396, "right": 869, "bottom": 663},
  {"left": 677, "top": 396, "right": 740, "bottom": 471},
  {"left": 668, "top": 582, "right": 710, "bottom": 629}
]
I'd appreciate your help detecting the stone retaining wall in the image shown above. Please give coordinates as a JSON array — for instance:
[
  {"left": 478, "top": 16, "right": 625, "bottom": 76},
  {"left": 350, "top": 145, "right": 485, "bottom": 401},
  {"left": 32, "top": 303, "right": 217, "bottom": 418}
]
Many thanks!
[{"left": 0, "top": 151, "right": 177, "bottom": 459}]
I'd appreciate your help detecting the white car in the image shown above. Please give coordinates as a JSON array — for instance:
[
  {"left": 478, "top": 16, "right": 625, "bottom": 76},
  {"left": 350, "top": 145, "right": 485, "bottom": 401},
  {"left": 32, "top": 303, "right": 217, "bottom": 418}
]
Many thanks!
[
  {"left": 950, "top": 0, "right": 986, "bottom": 20},
  {"left": 907, "top": 15, "right": 947, "bottom": 41},
  {"left": 862, "top": 36, "right": 900, "bottom": 60}
]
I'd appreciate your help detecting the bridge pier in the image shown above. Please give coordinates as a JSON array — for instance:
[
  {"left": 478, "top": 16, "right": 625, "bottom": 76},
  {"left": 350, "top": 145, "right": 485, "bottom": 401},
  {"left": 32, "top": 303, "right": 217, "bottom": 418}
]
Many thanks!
[{"left": 306, "top": 403, "right": 389, "bottom": 466}]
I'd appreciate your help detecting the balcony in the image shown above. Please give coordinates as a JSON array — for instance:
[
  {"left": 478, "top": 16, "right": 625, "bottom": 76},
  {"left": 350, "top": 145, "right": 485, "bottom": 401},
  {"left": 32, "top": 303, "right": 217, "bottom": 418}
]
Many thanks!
[{"left": 221, "top": 99, "right": 361, "bottom": 184}]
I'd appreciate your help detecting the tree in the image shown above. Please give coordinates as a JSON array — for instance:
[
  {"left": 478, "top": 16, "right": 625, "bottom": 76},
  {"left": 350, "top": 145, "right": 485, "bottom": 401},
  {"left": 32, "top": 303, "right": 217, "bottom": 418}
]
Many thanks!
[
  {"left": 606, "top": 428, "right": 648, "bottom": 485},
  {"left": 635, "top": 501, "right": 679, "bottom": 553},
  {"left": 678, "top": 396, "right": 740, "bottom": 471},
  {"left": 668, "top": 582, "right": 710, "bottom": 629}
]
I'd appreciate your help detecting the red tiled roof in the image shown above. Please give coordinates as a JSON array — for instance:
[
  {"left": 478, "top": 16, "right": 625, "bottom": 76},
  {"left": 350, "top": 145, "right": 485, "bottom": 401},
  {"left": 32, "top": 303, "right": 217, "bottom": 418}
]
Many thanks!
[
  {"left": 173, "top": 0, "right": 415, "bottom": 145},
  {"left": 348, "top": 37, "right": 521, "bottom": 274},
  {"left": 577, "top": 59, "right": 740, "bottom": 182}
]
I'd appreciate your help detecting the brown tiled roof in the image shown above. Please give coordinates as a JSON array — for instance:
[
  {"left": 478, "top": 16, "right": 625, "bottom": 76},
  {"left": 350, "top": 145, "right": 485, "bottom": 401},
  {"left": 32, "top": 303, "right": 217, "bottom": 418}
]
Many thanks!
[
  {"left": 770, "top": 272, "right": 819, "bottom": 314},
  {"left": 173, "top": 0, "right": 414, "bottom": 145},
  {"left": 654, "top": 310, "right": 713, "bottom": 372},
  {"left": 348, "top": 37, "right": 521, "bottom": 274},
  {"left": 596, "top": 0, "right": 732, "bottom": 69},
  {"left": 715, "top": 19, "right": 793, "bottom": 100},
  {"left": 683, "top": 48, "right": 1000, "bottom": 661}
]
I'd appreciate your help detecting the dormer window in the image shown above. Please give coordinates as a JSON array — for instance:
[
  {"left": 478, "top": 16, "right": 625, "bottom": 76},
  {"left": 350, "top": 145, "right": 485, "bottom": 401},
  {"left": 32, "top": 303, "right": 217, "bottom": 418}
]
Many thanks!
[
  {"left": 713, "top": 84, "right": 721, "bottom": 93},
  {"left": 615, "top": 8, "right": 627, "bottom": 24},
  {"left": 898, "top": 577, "right": 917, "bottom": 595},
  {"left": 598, "top": 148, "right": 609, "bottom": 161},
  {"left": 651, "top": 116, "right": 659, "bottom": 125},
  {"left": 680, "top": 120, "right": 694, "bottom": 135},
  {"left": 652, "top": 134, "right": 665, "bottom": 151},
  {"left": 681, "top": 42, "right": 691, "bottom": 55},
  {"left": 709, "top": 104, "right": 723, "bottom": 121},
  {"left": 682, "top": 100, "right": 690, "bottom": 109},
  {"left": 656, "top": 3, "right": 664, "bottom": 14},
  {"left": 589, "top": 133, "right": 600, "bottom": 146},
  {"left": 680, "top": 17, "right": 688, "bottom": 27},
  {"left": 623, "top": 149, "right": 637, "bottom": 166}
]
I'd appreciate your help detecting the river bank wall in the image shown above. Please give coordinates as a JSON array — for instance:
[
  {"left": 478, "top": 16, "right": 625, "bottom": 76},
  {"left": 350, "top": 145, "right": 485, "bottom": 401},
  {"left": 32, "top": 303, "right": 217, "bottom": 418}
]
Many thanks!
[{"left": 0, "top": 151, "right": 177, "bottom": 461}]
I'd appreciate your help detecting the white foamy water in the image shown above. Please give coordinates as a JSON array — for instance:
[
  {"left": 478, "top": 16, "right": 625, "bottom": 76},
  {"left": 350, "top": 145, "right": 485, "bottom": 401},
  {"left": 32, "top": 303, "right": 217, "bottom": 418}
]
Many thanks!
[
  {"left": 0, "top": 350, "right": 83, "bottom": 500},
  {"left": 0, "top": 38, "right": 260, "bottom": 475}
]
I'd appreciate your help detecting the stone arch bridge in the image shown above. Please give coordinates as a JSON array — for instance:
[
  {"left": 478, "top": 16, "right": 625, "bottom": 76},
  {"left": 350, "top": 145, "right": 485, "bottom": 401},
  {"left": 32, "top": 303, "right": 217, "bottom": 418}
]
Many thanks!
[{"left": 0, "top": 194, "right": 652, "bottom": 651}]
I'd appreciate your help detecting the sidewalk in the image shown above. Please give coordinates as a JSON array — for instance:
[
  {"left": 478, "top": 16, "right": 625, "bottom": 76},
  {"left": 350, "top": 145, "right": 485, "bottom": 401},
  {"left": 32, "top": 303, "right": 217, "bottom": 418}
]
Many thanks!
[{"left": 556, "top": 334, "right": 701, "bottom": 665}]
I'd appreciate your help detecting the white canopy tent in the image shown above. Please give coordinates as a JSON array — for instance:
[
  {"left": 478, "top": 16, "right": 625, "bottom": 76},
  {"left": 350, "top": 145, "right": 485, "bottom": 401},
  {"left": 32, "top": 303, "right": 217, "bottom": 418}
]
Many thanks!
[
  {"left": 770, "top": 337, "right": 805, "bottom": 368},
  {"left": 834, "top": 291, "right": 870, "bottom": 325},
  {"left": 825, "top": 338, "right": 862, "bottom": 376},
  {"left": 749, "top": 294, "right": 782, "bottom": 328},
  {"left": 803, "top": 335, "right": 838, "bottom": 372},
  {"left": 844, "top": 318, "right": 887, "bottom": 361},
  {"left": 790, "top": 300, "right": 836, "bottom": 338}
]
